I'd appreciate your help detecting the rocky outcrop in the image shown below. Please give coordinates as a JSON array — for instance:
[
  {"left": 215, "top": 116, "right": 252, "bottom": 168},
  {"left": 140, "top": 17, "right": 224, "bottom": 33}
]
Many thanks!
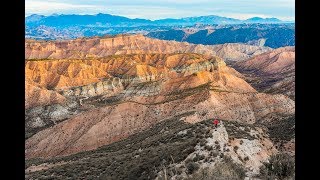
[
  {"left": 231, "top": 46, "right": 295, "bottom": 99},
  {"left": 25, "top": 102, "right": 80, "bottom": 139},
  {"left": 25, "top": 81, "right": 66, "bottom": 109},
  {"left": 234, "top": 46, "right": 295, "bottom": 74},
  {"left": 157, "top": 121, "right": 277, "bottom": 179},
  {"left": 25, "top": 60, "right": 110, "bottom": 90},
  {"left": 209, "top": 43, "right": 272, "bottom": 62}
]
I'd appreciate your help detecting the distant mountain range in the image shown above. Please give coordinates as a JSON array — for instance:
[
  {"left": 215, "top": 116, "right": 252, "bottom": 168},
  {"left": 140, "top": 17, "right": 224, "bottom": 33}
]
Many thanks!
[
  {"left": 147, "top": 24, "right": 295, "bottom": 48},
  {"left": 26, "top": 13, "right": 291, "bottom": 28},
  {"left": 25, "top": 13, "right": 294, "bottom": 48}
]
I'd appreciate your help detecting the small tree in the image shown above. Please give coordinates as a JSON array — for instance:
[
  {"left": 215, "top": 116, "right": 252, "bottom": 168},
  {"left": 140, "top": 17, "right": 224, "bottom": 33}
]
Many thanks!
[{"left": 186, "top": 162, "right": 200, "bottom": 174}]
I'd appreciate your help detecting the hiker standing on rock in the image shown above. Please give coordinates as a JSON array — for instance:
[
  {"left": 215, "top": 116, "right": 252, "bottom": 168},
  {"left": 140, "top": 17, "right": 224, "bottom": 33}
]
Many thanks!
[{"left": 213, "top": 119, "right": 219, "bottom": 129}]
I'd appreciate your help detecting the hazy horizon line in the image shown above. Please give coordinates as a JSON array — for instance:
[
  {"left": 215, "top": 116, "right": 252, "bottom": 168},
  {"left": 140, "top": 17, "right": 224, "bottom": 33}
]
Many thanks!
[{"left": 25, "top": 12, "right": 295, "bottom": 22}]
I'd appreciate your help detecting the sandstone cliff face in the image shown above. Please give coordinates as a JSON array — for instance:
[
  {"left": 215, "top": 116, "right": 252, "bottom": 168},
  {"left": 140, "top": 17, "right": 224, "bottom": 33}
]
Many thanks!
[
  {"left": 25, "top": 34, "right": 271, "bottom": 61},
  {"left": 25, "top": 81, "right": 66, "bottom": 109},
  {"left": 231, "top": 46, "right": 295, "bottom": 99},
  {"left": 25, "top": 60, "right": 110, "bottom": 90},
  {"left": 25, "top": 79, "right": 294, "bottom": 159},
  {"left": 26, "top": 53, "right": 241, "bottom": 100},
  {"left": 210, "top": 43, "right": 272, "bottom": 62},
  {"left": 234, "top": 46, "right": 294, "bottom": 74}
]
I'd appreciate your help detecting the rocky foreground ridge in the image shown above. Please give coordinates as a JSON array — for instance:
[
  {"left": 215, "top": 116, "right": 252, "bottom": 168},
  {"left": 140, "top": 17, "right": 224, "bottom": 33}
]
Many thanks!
[
  {"left": 26, "top": 120, "right": 267, "bottom": 178},
  {"left": 25, "top": 117, "right": 294, "bottom": 179}
]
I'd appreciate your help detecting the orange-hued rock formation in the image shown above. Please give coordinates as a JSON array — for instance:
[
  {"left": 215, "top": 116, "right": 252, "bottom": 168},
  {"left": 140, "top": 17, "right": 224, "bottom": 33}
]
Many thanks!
[
  {"left": 234, "top": 46, "right": 294, "bottom": 74},
  {"left": 210, "top": 43, "right": 272, "bottom": 62},
  {"left": 25, "top": 34, "right": 271, "bottom": 61},
  {"left": 25, "top": 54, "right": 242, "bottom": 91},
  {"left": 25, "top": 81, "right": 66, "bottom": 109},
  {"left": 25, "top": 35, "right": 294, "bottom": 159},
  {"left": 25, "top": 60, "right": 110, "bottom": 89},
  {"left": 232, "top": 46, "right": 295, "bottom": 99}
]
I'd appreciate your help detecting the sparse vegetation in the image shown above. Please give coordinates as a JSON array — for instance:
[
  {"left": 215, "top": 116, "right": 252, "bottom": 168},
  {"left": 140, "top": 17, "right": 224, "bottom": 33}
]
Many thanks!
[
  {"left": 234, "top": 146, "right": 239, "bottom": 152},
  {"left": 204, "top": 145, "right": 213, "bottom": 151},
  {"left": 266, "top": 116, "right": 295, "bottom": 142},
  {"left": 259, "top": 153, "right": 295, "bottom": 180},
  {"left": 224, "top": 121, "right": 255, "bottom": 140},
  {"left": 186, "top": 162, "right": 200, "bottom": 174},
  {"left": 164, "top": 82, "right": 211, "bottom": 103},
  {"left": 186, "top": 156, "right": 246, "bottom": 180},
  {"left": 27, "top": 115, "right": 239, "bottom": 179},
  {"left": 209, "top": 151, "right": 219, "bottom": 158},
  {"left": 25, "top": 117, "right": 293, "bottom": 180},
  {"left": 26, "top": 113, "right": 201, "bottom": 179},
  {"left": 244, "top": 156, "right": 249, "bottom": 161},
  {"left": 215, "top": 144, "right": 221, "bottom": 150},
  {"left": 199, "top": 139, "right": 207, "bottom": 146},
  {"left": 193, "top": 154, "right": 205, "bottom": 162}
]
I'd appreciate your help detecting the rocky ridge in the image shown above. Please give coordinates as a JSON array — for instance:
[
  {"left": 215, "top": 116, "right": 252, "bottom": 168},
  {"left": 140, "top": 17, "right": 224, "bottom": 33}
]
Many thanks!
[
  {"left": 25, "top": 34, "right": 272, "bottom": 62},
  {"left": 25, "top": 118, "right": 293, "bottom": 179},
  {"left": 231, "top": 46, "right": 295, "bottom": 99}
]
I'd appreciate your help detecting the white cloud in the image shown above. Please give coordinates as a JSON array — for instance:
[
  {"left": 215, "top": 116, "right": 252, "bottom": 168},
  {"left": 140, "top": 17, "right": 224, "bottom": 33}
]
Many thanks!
[
  {"left": 106, "top": 6, "right": 223, "bottom": 20},
  {"left": 25, "top": 1, "right": 99, "bottom": 15},
  {"left": 25, "top": 0, "right": 294, "bottom": 20}
]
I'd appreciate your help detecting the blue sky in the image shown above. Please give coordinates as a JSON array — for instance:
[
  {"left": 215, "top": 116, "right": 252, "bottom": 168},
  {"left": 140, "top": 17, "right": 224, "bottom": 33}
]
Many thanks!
[{"left": 25, "top": 0, "right": 295, "bottom": 21}]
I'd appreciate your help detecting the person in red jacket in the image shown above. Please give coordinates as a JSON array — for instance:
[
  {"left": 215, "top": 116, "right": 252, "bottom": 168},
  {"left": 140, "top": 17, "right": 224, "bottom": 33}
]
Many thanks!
[{"left": 213, "top": 119, "right": 219, "bottom": 128}]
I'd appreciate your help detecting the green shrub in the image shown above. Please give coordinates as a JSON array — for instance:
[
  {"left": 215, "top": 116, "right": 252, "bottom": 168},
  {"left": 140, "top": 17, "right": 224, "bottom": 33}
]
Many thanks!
[
  {"left": 223, "top": 156, "right": 246, "bottom": 179},
  {"left": 240, "top": 140, "right": 244, "bottom": 145},
  {"left": 185, "top": 158, "right": 193, "bottom": 164},
  {"left": 200, "top": 139, "right": 207, "bottom": 146},
  {"left": 193, "top": 154, "right": 205, "bottom": 162},
  {"left": 215, "top": 144, "right": 221, "bottom": 150},
  {"left": 186, "top": 162, "right": 200, "bottom": 174},
  {"left": 244, "top": 156, "right": 249, "bottom": 161},
  {"left": 197, "top": 153, "right": 204, "bottom": 160},
  {"left": 204, "top": 145, "right": 213, "bottom": 151},
  {"left": 210, "top": 151, "right": 219, "bottom": 157},
  {"left": 186, "top": 156, "right": 246, "bottom": 180},
  {"left": 259, "top": 153, "right": 295, "bottom": 180},
  {"left": 234, "top": 146, "right": 239, "bottom": 152}
]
